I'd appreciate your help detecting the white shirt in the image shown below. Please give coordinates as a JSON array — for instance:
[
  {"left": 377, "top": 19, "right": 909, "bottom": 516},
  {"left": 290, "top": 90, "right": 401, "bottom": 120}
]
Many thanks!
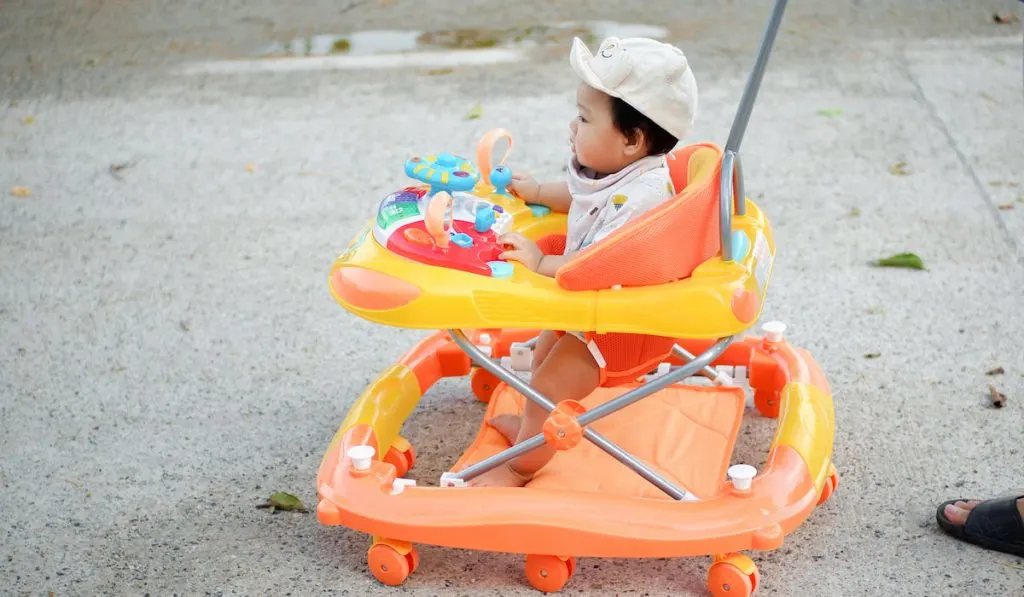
[{"left": 563, "top": 154, "right": 676, "bottom": 255}]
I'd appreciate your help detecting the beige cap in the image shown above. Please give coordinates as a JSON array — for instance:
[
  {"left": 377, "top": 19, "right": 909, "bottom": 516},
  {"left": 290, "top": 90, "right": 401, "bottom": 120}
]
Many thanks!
[{"left": 569, "top": 36, "right": 698, "bottom": 141}]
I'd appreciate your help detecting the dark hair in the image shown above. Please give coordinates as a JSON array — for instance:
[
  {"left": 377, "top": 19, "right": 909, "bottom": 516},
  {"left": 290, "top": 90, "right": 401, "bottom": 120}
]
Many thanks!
[{"left": 611, "top": 97, "right": 678, "bottom": 155}]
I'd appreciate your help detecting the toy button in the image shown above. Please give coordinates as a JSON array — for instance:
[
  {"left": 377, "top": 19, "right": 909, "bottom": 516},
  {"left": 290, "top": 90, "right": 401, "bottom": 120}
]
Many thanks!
[
  {"left": 403, "top": 228, "right": 433, "bottom": 245},
  {"left": 450, "top": 232, "right": 474, "bottom": 248},
  {"left": 527, "top": 203, "right": 550, "bottom": 217},
  {"left": 487, "top": 260, "right": 513, "bottom": 278}
]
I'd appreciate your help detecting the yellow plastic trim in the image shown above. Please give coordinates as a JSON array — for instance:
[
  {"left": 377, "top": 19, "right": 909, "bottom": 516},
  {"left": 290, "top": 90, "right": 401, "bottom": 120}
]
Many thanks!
[
  {"left": 329, "top": 199, "right": 775, "bottom": 339},
  {"left": 771, "top": 381, "right": 836, "bottom": 493},
  {"left": 325, "top": 363, "right": 422, "bottom": 460}
]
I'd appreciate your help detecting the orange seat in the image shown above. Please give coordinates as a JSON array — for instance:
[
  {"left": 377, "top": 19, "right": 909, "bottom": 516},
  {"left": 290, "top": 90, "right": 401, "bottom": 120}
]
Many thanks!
[
  {"left": 534, "top": 143, "right": 726, "bottom": 386},
  {"left": 556, "top": 142, "right": 723, "bottom": 291}
]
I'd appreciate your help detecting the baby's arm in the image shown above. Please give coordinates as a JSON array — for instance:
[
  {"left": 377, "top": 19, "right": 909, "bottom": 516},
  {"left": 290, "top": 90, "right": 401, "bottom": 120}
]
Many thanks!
[
  {"left": 536, "top": 253, "right": 572, "bottom": 277},
  {"left": 532, "top": 181, "right": 573, "bottom": 213}
]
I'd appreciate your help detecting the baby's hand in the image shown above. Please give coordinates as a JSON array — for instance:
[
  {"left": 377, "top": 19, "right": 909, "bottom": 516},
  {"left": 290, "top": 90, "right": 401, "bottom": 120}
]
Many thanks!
[
  {"left": 499, "top": 232, "right": 543, "bottom": 272},
  {"left": 508, "top": 172, "right": 540, "bottom": 203}
]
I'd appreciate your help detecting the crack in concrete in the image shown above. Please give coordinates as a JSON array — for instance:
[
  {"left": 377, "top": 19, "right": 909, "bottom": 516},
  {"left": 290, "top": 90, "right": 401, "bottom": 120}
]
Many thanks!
[{"left": 897, "top": 50, "right": 1023, "bottom": 264}]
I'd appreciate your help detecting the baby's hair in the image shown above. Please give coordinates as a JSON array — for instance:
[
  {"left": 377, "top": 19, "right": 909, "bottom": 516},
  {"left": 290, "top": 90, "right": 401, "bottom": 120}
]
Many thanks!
[{"left": 611, "top": 97, "right": 678, "bottom": 155}]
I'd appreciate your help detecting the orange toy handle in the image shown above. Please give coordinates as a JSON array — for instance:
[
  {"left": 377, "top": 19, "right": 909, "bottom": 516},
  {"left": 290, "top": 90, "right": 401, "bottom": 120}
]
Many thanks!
[
  {"left": 424, "top": 191, "right": 452, "bottom": 249},
  {"left": 475, "top": 128, "right": 514, "bottom": 187}
]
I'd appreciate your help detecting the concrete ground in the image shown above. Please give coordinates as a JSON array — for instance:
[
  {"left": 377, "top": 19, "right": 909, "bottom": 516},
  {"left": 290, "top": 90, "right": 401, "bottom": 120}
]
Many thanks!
[{"left": 2, "top": 0, "right": 1023, "bottom": 595}]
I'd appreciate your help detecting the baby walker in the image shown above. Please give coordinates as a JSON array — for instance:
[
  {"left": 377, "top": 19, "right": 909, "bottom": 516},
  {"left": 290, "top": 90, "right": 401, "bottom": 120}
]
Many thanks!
[{"left": 316, "top": 0, "right": 837, "bottom": 594}]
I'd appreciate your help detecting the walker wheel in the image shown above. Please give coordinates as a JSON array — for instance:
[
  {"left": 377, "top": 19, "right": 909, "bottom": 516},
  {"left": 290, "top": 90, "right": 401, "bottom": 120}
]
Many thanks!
[
  {"left": 708, "top": 555, "right": 759, "bottom": 596},
  {"left": 524, "top": 554, "right": 575, "bottom": 593},
  {"left": 471, "top": 368, "right": 500, "bottom": 403},
  {"left": 383, "top": 440, "right": 417, "bottom": 477},
  {"left": 405, "top": 443, "right": 417, "bottom": 470},
  {"left": 817, "top": 464, "right": 839, "bottom": 506},
  {"left": 367, "top": 543, "right": 417, "bottom": 587},
  {"left": 407, "top": 546, "right": 421, "bottom": 574},
  {"left": 753, "top": 389, "right": 780, "bottom": 418}
]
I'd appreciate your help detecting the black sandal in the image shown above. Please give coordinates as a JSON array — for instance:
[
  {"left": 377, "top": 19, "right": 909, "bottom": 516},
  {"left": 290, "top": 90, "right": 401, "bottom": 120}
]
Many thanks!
[{"left": 936, "top": 495, "right": 1024, "bottom": 557}]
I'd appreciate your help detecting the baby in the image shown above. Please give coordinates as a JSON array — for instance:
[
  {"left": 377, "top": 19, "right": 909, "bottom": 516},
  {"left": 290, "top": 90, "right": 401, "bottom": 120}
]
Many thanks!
[{"left": 469, "top": 36, "right": 699, "bottom": 488}]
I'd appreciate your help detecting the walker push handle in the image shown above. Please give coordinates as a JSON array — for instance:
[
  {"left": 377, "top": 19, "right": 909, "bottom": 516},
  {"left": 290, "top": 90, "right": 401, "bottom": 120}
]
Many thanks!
[{"left": 720, "top": 0, "right": 789, "bottom": 263}]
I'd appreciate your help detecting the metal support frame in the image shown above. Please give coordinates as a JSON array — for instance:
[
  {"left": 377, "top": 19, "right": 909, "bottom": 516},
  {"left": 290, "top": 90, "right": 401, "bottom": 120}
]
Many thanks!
[
  {"left": 671, "top": 344, "right": 726, "bottom": 383},
  {"left": 447, "top": 330, "right": 736, "bottom": 500},
  {"left": 720, "top": 0, "right": 788, "bottom": 261}
]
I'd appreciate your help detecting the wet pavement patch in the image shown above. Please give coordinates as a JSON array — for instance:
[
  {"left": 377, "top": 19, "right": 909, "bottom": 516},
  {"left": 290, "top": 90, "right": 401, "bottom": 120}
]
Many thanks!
[{"left": 256, "top": 21, "right": 669, "bottom": 58}]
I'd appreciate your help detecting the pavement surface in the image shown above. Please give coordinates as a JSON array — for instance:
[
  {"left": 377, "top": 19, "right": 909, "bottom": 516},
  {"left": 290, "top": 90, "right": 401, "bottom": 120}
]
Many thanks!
[{"left": 2, "top": 0, "right": 1024, "bottom": 595}]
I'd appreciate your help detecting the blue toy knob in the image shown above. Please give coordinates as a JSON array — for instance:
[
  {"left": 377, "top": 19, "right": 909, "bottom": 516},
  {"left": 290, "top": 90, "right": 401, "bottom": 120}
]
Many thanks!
[
  {"left": 490, "top": 166, "right": 513, "bottom": 196},
  {"left": 475, "top": 204, "right": 496, "bottom": 233},
  {"left": 435, "top": 153, "right": 458, "bottom": 168}
]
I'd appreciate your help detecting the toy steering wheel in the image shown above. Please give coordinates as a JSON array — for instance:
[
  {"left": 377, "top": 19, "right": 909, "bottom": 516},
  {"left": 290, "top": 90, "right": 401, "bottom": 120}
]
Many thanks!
[
  {"left": 404, "top": 153, "right": 480, "bottom": 196},
  {"left": 418, "top": 129, "right": 520, "bottom": 249}
]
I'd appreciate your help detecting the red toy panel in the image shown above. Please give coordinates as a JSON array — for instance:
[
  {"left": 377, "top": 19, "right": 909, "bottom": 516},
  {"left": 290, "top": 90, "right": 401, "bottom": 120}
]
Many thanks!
[{"left": 387, "top": 219, "right": 506, "bottom": 277}]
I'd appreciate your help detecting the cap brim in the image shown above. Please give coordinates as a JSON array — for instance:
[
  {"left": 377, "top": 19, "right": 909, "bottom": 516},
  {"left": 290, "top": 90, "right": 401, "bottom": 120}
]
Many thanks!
[{"left": 569, "top": 37, "right": 619, "bottom": 97}]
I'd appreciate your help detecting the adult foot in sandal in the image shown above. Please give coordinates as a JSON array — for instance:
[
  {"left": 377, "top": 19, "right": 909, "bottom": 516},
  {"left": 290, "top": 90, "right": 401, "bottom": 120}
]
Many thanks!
[{"left": 936, "top": 495, "right": 1024, "bottom": 558}]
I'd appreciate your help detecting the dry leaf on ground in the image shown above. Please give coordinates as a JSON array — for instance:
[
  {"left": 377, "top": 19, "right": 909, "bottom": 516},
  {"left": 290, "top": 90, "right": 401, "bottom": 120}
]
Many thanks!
[{"left": 988, "top": 385, "right": 1006, "bottom": 408}]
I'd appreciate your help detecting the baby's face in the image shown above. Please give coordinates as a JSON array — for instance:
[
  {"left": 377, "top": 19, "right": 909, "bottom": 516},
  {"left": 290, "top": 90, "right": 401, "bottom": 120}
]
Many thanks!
[{"left": 569, "top": 83, "right": 643, "bottom": 175}]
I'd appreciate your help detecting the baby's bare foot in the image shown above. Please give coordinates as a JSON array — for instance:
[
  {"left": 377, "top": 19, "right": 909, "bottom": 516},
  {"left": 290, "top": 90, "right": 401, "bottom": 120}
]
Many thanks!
[{"left": 488, "top": 414, "right": 522, "bottom": 444}]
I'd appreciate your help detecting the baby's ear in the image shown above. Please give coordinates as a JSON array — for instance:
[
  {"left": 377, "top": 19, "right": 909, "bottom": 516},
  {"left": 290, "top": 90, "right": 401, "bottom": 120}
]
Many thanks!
[{"left": 623, "top": 128, "right": 646, "bottom": 156}]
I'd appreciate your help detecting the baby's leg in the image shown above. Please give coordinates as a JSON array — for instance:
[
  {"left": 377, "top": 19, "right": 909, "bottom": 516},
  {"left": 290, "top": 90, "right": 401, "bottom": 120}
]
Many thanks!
[
  {"left": 488, "top": 329, "right": 559, "bottom": 443},
  {"left": 470, "top": 334, "right": 601, "bottom": 488}
]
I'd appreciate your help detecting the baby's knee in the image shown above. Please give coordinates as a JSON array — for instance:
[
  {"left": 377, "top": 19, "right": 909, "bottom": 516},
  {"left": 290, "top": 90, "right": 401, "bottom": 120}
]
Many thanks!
[{"left": 530, "top": 330, "right": 559, "bottom": 373}]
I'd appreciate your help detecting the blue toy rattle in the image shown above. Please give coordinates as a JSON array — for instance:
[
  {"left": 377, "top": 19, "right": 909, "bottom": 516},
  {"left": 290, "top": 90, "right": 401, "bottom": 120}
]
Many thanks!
[
  {"left": 404, "top": 152, "right": 480, "bottom": 196},
  {"left": 475, "top": 128, "right": 550, "bottom": 217}
]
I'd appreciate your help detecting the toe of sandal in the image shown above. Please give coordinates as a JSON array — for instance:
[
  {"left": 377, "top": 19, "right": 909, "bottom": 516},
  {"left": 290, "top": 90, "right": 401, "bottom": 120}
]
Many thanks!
[{"left": 936, "top": 495, "right": 1024, "bottom": 558}]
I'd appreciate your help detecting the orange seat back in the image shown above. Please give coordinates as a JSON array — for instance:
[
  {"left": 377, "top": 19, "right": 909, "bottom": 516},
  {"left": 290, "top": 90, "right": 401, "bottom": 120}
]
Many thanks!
[{"left": 555, "top": 143, "right": 724, "bottom": 291}]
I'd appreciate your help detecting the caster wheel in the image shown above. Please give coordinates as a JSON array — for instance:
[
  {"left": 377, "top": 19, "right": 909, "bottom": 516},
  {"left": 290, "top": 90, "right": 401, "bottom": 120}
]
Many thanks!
[
  {"left": 408, "top": 546, "right": 421, "bottom": 574},
  {"left": 817, "top": 464, "right": 839, "bottom": 506},
  {"left": 367, "top": 543, "right": 418, "bottom": 587},
  {"left": 753, "top": 389, "right": 780, "bottom": 418},
  {"left": 383, "top": 437, "right": 417, "bottom": 477},
  {"left": 708, "top": 555, "right": 759, "bottom": 597},
  {"left": 524, "top": 554, "right": 575, "bottom": 593},
  {"left": 471, "top": 368, "right": 500, "bottom": 403}
]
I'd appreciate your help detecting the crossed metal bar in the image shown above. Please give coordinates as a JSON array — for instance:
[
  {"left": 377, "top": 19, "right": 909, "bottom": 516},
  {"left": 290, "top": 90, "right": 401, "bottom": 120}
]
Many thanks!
[{"left": 446, "top": 330, "right": 736, "bottom": 501}]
